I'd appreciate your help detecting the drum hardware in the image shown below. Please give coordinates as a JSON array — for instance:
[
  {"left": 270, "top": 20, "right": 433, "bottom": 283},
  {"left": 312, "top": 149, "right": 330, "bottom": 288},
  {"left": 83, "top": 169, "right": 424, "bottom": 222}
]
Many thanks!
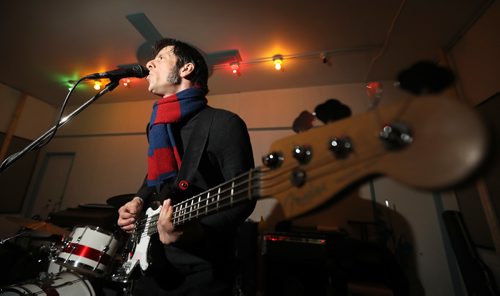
[
  {"left": 60, "top": 226, "right": 87, "bottom": 265},
  {"left": 47, "top": 260, "right": 66, "bottom": 275},
  {"left": 0, "top": 228, "right": 37, "bottom": 245},
  {"left": 39, "top": 242, "right": 60, "bottom": 263},
  {"left": 94, "top": 235, "right": 115, "bottom": 272}
]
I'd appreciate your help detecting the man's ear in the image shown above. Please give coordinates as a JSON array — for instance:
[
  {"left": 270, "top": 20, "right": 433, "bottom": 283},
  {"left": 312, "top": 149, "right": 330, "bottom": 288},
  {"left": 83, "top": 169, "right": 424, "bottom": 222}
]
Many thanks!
[{"left": 179, "top": 63, "right": 195, "bottom": 78}]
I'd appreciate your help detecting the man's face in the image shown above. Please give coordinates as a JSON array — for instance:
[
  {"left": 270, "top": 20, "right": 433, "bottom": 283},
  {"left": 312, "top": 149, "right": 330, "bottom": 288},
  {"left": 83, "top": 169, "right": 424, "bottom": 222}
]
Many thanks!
[{"left": 146, "top": 46, "right": 181, "bottom": 96}]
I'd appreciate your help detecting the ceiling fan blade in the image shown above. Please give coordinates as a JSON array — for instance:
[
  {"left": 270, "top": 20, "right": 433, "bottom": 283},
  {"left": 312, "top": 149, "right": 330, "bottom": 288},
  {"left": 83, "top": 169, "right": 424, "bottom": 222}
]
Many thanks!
[
  {"left": 125, "top": 13, "right": 240, "bottom": 75},
  {"left": 136, "top": 42, "right": 155, "bottom": 65},
  {"left": 206, "top": 49, "right": 241, "bottom": 66},
  {"left": 126, "top": 13, "right": 163, "bottom": 43}
]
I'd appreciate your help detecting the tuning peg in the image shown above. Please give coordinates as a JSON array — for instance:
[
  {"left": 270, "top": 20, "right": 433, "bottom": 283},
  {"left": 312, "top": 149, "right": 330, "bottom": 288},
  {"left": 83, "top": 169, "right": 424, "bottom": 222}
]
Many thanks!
[
  {"left": 292, "top": 111, "right": 315, "bottom": 133},
  {"left": 329, "top": 137, "right": 353, "bottom": 158},
  {"left": 314, "top": 99, "right": 352, "bottom": 124},
  {"left": 292, "top": 145, "right": 312, "bottom": 164},
  {"left": 262, "top": 152, "right": 283, "bottom": 169},
  {"left": 379, "top": 122, "right": 413, "bottom": 150},
  {"left": 396, "top": 61, "right": 455, "bottom": 95}
]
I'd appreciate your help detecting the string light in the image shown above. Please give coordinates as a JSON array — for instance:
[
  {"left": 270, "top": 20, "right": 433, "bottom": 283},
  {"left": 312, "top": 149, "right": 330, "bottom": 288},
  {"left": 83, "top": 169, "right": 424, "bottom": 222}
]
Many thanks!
[
  {"left": 122, "top": 78, "right": 131, "bottom": 87},
  {"left": 214, "top": 45, "right": 381, "bottom": 75},
  {"left": 93, "top": 81, "right": 102, "bottom": 90},
  {"left": 230, "top": 62, "right": 240, "bottom": 76},
  {"left": 66, "top": 77, "right": 136, "bottom": 90},
  {"left": 272, "top": 55, "right": 283, "bottom": 71},
  {"left": 320, "top": 52, "right": 329, "bottom": 64}
]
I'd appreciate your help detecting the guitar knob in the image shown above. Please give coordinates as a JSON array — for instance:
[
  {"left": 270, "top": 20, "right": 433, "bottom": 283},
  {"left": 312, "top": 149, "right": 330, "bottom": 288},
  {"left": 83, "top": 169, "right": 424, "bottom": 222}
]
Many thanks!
[
  {"left": 329, "top": 137, "right": 352, "bottom": 158},
  {"left": 292, "top": 145, "right": 312, "bottom": 164},
  {"left": 262, "top": 152, "right": 283, "bottom": 169}
]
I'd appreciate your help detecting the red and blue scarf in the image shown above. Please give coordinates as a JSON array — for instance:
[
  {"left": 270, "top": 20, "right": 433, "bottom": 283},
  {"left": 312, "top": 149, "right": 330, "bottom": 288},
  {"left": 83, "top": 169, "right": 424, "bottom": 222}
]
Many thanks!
[{"left": 147, "top": 87, "right": 207, "bottom": 187}]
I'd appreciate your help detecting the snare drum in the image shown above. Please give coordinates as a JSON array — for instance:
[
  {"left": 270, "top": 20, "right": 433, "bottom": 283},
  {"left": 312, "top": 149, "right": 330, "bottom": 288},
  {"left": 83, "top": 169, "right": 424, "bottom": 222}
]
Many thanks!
[
  {"left": 0, "top": 271, "right": 95, "bottom": 296},
  {"left": 54, "top": 225, "right": 119, "bottom": 277}
]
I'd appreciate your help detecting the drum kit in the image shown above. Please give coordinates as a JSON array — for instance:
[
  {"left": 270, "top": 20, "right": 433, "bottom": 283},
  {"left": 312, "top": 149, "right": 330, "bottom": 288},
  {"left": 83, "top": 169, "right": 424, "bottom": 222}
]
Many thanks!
[{"left": 0, "top": 195, "right": 134, "bottom": 295}]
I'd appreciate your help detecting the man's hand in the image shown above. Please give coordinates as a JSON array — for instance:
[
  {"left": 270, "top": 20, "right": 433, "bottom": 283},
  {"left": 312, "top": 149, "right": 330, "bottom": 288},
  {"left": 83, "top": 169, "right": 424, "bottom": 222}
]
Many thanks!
[
  {"left": 117, "top": 196, "right": 144, "bottom": 233},
  {"left": 157, "top": 199, "right": 183, "bottom": 245}
]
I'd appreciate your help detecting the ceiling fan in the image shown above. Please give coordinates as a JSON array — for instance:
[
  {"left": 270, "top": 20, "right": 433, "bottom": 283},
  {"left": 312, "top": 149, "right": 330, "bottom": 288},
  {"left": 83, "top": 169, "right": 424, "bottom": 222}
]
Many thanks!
[{"left": 126, "top": 13, "right": 241, "bottom": 75}]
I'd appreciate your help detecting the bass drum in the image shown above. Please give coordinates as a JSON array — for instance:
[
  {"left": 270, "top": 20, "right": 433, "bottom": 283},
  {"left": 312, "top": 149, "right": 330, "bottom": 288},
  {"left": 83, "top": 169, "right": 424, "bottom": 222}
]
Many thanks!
[{"left": 0, "top": 271, "right": 95, "bottom": 296}]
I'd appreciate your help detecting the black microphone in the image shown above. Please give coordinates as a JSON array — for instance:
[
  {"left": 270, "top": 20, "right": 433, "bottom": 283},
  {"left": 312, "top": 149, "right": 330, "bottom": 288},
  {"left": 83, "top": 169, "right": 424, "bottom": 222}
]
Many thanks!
[{"left": 85, "top": 64, "right": 149, "bottom": 80}]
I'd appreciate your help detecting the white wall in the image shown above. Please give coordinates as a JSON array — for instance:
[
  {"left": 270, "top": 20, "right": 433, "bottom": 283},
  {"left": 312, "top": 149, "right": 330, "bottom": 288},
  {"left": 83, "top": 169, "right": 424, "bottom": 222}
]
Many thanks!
[
  {"left": 0, "top": 84, "right": 21, "bottom": 133},
  {"left": 0, "top": 83, "right": 56, "bottom": 137},
  {"left": 450, "top": 0, "right": 500, "bottom": 106},
  {"left": 0, "top": 82, "right": 56, "bottom": 238}
]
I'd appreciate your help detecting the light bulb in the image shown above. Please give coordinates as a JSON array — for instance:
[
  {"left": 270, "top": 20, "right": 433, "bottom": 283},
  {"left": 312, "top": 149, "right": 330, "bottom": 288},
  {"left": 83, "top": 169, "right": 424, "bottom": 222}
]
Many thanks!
[
  {"left": 230, "top": 62, "right": 240, "bottom": 76},
  {"left": 273, "top": 55, "right": 283, "bottom": 71}
]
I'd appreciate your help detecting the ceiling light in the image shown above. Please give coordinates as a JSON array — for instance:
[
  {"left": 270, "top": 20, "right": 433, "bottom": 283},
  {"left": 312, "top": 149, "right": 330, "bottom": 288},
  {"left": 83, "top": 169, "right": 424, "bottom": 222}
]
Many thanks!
[{"left": 273, "top": 55, "right": 283, "bottom": 71}]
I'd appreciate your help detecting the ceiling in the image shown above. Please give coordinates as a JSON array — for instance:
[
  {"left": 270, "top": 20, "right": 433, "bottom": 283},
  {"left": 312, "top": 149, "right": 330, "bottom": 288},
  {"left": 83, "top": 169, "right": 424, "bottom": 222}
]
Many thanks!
[{"left": 0, "top": 0, "right": 492, "bottom": 107}]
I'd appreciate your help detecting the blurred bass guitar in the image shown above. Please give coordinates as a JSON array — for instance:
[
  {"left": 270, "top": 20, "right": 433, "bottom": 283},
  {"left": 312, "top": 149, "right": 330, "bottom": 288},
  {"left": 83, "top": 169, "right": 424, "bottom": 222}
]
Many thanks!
[{"left": 111, "top": 95, "right": 488, "bottom": 283}]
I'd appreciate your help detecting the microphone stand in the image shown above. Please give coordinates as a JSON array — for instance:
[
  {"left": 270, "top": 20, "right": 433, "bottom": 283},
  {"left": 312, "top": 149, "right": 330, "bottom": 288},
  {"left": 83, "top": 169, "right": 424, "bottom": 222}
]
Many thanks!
[{"left": 0, "top": 80, "right": 120, "bottom": 174}]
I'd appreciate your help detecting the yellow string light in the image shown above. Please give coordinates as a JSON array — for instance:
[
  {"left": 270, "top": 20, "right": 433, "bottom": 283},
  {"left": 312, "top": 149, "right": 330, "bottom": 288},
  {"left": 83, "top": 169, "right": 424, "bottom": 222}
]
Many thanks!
[{"left": 273, "top": 55, "right": 283, "bottom": 71}]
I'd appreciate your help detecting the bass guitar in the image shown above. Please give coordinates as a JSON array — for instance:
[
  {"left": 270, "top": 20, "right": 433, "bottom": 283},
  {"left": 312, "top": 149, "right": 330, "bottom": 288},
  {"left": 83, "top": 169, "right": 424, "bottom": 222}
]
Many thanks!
[{"left": 111, "top": 95, "right": 488, "bottom": 283}]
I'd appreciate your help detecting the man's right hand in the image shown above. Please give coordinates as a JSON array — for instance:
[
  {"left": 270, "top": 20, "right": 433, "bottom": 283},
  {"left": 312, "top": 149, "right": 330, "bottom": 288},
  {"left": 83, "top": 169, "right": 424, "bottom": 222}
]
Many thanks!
[{"left": 117, "top": 196, "right": 144, "bottom": 233}]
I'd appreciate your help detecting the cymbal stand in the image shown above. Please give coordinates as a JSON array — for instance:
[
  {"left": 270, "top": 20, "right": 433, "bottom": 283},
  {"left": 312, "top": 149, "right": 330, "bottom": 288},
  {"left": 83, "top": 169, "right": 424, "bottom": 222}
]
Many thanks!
[{"left": 0, "top": 227, "right": 33, "bottom": 245}]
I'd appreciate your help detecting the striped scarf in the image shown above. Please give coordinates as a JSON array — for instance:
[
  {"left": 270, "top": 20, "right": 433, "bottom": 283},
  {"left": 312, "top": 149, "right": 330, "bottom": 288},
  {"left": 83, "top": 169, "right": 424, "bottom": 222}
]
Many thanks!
[{"left": 147, "top": 87, "right": 207, "bottom": 187}]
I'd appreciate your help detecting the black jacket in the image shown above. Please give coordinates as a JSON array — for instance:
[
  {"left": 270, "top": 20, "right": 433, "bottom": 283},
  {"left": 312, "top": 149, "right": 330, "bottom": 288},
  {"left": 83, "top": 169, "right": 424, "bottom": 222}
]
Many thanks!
[{"left": 136, "top": 106, "right": 256, "bottom": 278}]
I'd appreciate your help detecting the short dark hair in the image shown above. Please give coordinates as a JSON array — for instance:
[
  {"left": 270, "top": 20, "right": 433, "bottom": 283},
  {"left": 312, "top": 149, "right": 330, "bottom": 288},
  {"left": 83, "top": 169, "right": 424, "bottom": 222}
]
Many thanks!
[{"left": 153, "top": 38, "right": 209, "bottom": 94}]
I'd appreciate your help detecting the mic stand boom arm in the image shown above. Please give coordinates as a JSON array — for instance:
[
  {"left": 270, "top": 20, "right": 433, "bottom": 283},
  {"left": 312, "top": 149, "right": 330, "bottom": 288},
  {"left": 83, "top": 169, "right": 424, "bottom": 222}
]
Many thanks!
[{"left": 0, "top": 80, "right": 120, "bottom": 174}]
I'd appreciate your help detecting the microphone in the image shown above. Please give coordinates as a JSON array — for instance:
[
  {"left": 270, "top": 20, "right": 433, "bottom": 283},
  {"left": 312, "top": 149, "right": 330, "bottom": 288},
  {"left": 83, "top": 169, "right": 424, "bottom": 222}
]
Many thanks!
[{"left": 85, "top": 64, "right": 149, "bottom": 80}]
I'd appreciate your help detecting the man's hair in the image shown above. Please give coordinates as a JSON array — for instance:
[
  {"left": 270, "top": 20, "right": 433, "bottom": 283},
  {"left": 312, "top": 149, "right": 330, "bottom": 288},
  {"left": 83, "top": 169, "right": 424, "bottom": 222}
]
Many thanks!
[{"left": 153, "top": 38, "right": 209, "bottom": 94}]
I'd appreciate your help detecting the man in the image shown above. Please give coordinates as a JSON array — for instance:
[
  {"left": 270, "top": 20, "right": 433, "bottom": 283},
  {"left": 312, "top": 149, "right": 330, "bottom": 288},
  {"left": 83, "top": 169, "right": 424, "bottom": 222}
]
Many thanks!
[{"left": 117, "top": 38, "right": 256, "bottom": 295}]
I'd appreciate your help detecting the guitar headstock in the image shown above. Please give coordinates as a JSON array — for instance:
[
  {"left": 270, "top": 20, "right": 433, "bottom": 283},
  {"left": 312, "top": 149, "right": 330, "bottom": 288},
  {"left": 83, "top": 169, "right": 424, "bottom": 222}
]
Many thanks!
[{"left": 257, "top": 95, "right": 488, "bottom": 219}]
